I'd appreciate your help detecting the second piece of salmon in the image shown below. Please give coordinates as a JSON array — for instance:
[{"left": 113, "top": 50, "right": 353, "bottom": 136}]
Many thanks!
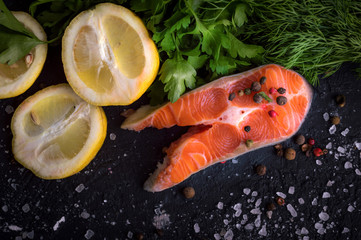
[{"left": 121, "top": 64, "right": 313, "bottom": 192}]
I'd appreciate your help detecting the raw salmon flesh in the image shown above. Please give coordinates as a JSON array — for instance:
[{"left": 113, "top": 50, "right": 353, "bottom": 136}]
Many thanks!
[{"left": 121, "top": 64, "right": 313, "bottom": 192}]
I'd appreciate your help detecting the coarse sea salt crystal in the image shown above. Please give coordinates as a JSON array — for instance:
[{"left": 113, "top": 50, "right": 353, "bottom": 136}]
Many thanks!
[
  {"left": 75, "top": 184, "right": 85, "bottom": 193},
  {"left": 276, "top": 192, "right": 286, "bottom": 199},
  {"left": 217, "top": 202, "right": 224, "bottom": 210},
  {"left": 2, "top": 205, "right": 8, "bottom": 212},
  {"left": 315, "top": 222, "right": 323, "bottom": 230},
  {"left": 85, "top": 229, "right": 94, "bottom": 239},
  {"left": 287, "top": 204, "right": 297, "bottom": 217},
  {"left": 109, "top": 133, "right": 116, "bottom": 140},
  {"left": 341, "top": 128, "right": 349, "bottom": 136},
  {"left": 194, "top": 223, "right": 200, "bottom": 233},
  {"left": 258, "top": 224, "right": 267, "bottom": 236},
  {"left": 322, "top": 192, "right": 331, "bottom": 198},
  {"left": 288, "top": 186, "right": 295, "bottom": 195},
  {"left": 245, "top": 223, "right": 254, "bottom": 231},
  {"left": 347, "top": 205, "right": 355, "bottom": 212},
  {"left": 301, "top": 227, "right": 309, "bottom": 235},
  {"left": 127, "top": 231, "right": 133, "bottom": 238},
  {"left": 355, "top": 169, "right": 361, "bottom": 176},
  {"left": 5, "top": 105, "right": 14, "bottom": 114},
  {"left": 8, "top": 225, "right": 22, "bottom": 231},
  {"left": 255, "top": 198, "right": 262, "bottom": 207},
  {"left": 81, "top": 211, "right": 90, "bottom": 219},
  {"left": 326, "top": 180, "right": 335, "bottom": 187},
  {"left": 53, "top": 216, "right": 65, "bottom": 231},
  {"left": 298, "top": 198, "right": 305, "bottom": 204},
  {"left": 303, "top": 236, "right": 310, "bottom": 240},
  {"left": 22, "top": 204, "right": 30, "bottom": 213},
  {"left": 243, "top": 188, "right": 251, "bottom": 195},
  {"left": 323, "top": 113, "right": 329, "bottom": 121},
  {"left": 255, "top": 215, "right": 261, "bottom": 228},
  {"left": 329, "top": 125, "right": 336, "bottom": 134},
  {"left": 319, "top": 212, "right": 329, "bottom": 221},
  {"left": 355, "top": 142, "right": 361, "bottom": 150},
  {"left": 250, "top": 208, "right": 261, "bottom": 215},
  {"left": 251, "top": 191, "right": 258, "bottom": 197},
  {"left": 312, "top": 198, "right": 318, "bottom": 206},
  {"left": 342, "top": 227, "right": 350, "bottom": 233},
  {"left": 316, "top": 160, "right": 322, "bottom": 165},
  {"left": 326, "top": 142, "right": 332, "bottom": 149},
  {"left": 232, "top": 159, "right": 238, "bottom": 164},
  {"left": 344, "top": 161, "right": 353, "bottom": 169},
  {"left": 337, "top": 146, "right": 345, "bottom": 153},
  {"left": 224, "top": 229, "right": 234, "bottom": 240},
  {"left": 27, "top": 230, "right": 34, "bottom": 239},
  {"left": 233, "top": 203, "right": 242, "bottom": 211},
  {"left": 214, "top": 233, "right": 221, "bottom": 240},
  {"left": 317, "top": 228, "right": 326, "bottom": 235}
]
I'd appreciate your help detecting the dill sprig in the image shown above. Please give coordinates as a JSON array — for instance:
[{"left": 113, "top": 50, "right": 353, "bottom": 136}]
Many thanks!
[{"left": 245, "top": 0, "right": 361, "bottom": 85}]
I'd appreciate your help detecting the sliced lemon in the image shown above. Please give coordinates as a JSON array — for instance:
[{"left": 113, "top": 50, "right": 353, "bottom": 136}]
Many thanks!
[
  {"left": 0, "top": 11, "right": 47, "bottom": 99},
  {"left": 62, "top": 3, "right": 159, "bottom": 106},
  {"left": 11, "top": 84, "right": 107, "bottom": 179}
]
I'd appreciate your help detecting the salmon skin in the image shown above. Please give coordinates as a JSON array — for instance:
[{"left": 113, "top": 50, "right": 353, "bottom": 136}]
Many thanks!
[{"left": 121, "top": 64, "right": 313, "bottom": 192}]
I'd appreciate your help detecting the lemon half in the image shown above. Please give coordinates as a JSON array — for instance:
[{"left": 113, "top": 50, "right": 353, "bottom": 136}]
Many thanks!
[
  {"left": 62, "top": 3, "right": 159, "bottom": 106},
  {"left": 0, "top": 11, "right": 47, "bottom": 99},
  {"left": 11, "top": 84, "right": 107, "bottom": 179}
]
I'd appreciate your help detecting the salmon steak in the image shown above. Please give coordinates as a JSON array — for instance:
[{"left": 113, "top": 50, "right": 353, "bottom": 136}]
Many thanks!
[{"left": 121, "top": 64, "right": 313, "bottom": 192}]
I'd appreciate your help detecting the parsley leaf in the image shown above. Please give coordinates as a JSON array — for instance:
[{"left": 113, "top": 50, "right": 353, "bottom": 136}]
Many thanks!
[
  {"left": 0, "top": 0, "right": 45, "bottom": 65},
  {"left": 159, "top": 57, "right": 196, "bottom": 103}
]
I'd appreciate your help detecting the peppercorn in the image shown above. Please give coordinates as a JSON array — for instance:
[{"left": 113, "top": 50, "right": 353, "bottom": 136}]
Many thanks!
[
  {"left": 268, "top": 110, "right": 278, "bottom": 118},
  {"left": 183, "top": 187, "right": 195, "bottom": 199},
  {"left": 301, "top": 143, "right": 311, "bottom": 152},
  {"left": 313, "top": 148, "right": 323, "bottom": 157},
  {"left": 255, "top": 165, "right": 266, "bottom": 176},
  {"left": 294, "top": 134, "right": 305, "bottom": 145},
  {"left": 136, "top": 233, "right": 144, "bottom": 240},
  {"left": 251, "top": 81, "right": 262, "bottom": 92},
  {"left": 336, "top": 94, "right": 346, "bottom": 107},
  {"left": 323, "top": 149, "right": 328, "bottom": 155},
  {"left": 244, "top": 88, "right": 251, "bottom": 95},
  {"left": 274, "top": 144, "right": 283, "bottom": 150},
  {"left": 259, "top": 76, "right": 267, "bottom": 85},
  {"left": 284, "top": 148, "right": 296, "bottom": 160},
  {"left": 267, "top": 202, "right": 276, "bottom": 211},
  {"left": 276, "top": 96, "right": 287, "bottom": 106},
  {"left": 308, "top": 138, "right": 315, "bottom": 145},
  {"left": 238, "top": 90, "right": 244, "bottom": 96},
  {"left": 246, "top": 139, "right": 253, "bottom": 147},
  {"left": 228, "top": 92, "right": 236, "bottom": 101},
  {"left": 269, "top": 87, "right": 277, "bottom": 94},
  {"left": 331, "top": 116, "right": 340, "bottom": 125},
  {"left": 244, "top": 126, "right": 251, "bottom": 132},
  {"left": 277, "top": 87, "right": 286, "bottom": 94},
  {"left": 276, "top": 197, "right": 285, "bottom": 206},
  {"left": 306, "top": 149, "right": 312, "bottom": 157},
  {"left": 253, "top": 93, "right": 262, "bottom": 103},
  {"left": 276, "top": 149, "right": 284, "bottom": 157}
]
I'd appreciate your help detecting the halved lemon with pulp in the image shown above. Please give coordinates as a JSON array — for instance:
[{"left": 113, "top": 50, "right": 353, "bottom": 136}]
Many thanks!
[
  {"left": 62, "top": 3, "right": 159, "bottom": 106},
  {"left": 0, "top": 11, "right": 47, "bottom": 99},
  {"left": 11, "top": 84, "right": 107, "bottom": 179}
]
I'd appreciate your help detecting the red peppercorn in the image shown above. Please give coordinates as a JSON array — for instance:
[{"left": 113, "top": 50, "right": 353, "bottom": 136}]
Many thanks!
[
  {"left": 268, "top": 110, "right": 278, "bottom": 118},
  {"left": 313, "top": 148, "right": 323, "bottom": 157},
  {"left": 276, "top": 197, "right": 285, "bottom": 206},
  {"left": 308, "top": 138, "right": 315, "bottom": 145},
  {"left": 269, "top": 87, "right": 277, "bottom": 94}
]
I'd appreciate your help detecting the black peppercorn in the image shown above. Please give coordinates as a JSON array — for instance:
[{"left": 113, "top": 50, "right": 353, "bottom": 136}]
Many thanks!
[
  {"left": 228, "top": 92, "right": 236, "bottom": 101},
  {"left": 277, "top": 87, "right": 286, "bottom": 94},
  {"left": 267, "top": 202, "right": 276, "bottom": 211},
  {"left": 259, "top": 76, "right": 266, "bottom": 85},
  {"left": 294, "top": 134, "right": 305, "bottom": 145},
  {"left": 276, "top": 96, "right": 287, "bottom": 105},
  {"left": 255, "top": 165, "right": 266, "bottom": 176},
  {"left": 336, "top": 94, "right": 346, "bottom": 107},
  {"left": 253, "top": 93, "right": 262, "bottom": 103},
  {"left": 251, "top": 82, "right": 262, "bottom": 92},
  {"left": 244, "top": 88, "right": 251, "bottom": 95},
  {"left": 244, "top": 126, "right": 251, "bottom": 132}
]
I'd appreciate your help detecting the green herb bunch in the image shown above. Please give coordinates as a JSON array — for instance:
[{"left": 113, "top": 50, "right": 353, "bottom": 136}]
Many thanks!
[{"left": 244, "top": 0, "right": 361, "bottom": 85}]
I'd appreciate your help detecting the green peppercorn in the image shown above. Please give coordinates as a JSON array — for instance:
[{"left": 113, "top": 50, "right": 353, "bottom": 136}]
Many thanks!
[
  {"left": 229, "top": 92, "right": 236, "bottom": 101},
  {"left": 277, "top": 87, "right": 286, "bottom": 94},
  {"left": 244, "top": 88, "right": 251, "bottom": 95},
  {"left": 246, "top": 139, "right": 253, "bottom": 147},
  {"left": 251, "top": 82, "right": 262, "bottom": 92},
  {"left": 253, "top": 93, "right": 262, "bottom": 103},
  {"left": 260, "top": 76, "right": 267, "bottom": 85},
  {"left": 276, "top": 96, "right": 287, "bottom": 105}
]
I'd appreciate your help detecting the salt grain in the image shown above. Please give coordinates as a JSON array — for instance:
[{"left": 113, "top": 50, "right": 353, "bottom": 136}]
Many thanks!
[
  {"left": 75, "top": 184, "right": 85, "bottom": 193},
  {"left": 316, "top": 160, "right": 322, "bottom": 165},
  {"left": 288, "top": 186, "right": 295, "bottom": 194},
  {"left": 254, "top": 215, "right": 261, "bottom": 228},
  {"left": 258, "top": 224, "right": 267, "bottom": 236},
  {"left": 255, "top": 198, "right": 262, "bottom": 207},
  {"left": 251, "top": 208, "right": 261, "bottom": 215},
  {"left": 53, "top": 216, "right": 65, "bottom": 231},
  {"left": 2, "top": 205, "right": 8, "bottom": 212},
  {"left": 223, "top": 219, "right": 229, "bottom": 225},
  {"left": 276, "top": 192, "right": 286, "bottom": 199},
  {"left": 322, "top": 192, "right": 330, "bottom": 198},
  {"left": 243, "top": 188, "right": 251, "bottom": 195},
  {"left": 266, "top": 210, "right": 272, "bottom": 219},
  {"left": 315, "top": 222, "right": 323, "bottom": 230},
  {"left": 355, "top": 142, "right": 361, "bottom": 150},
  {"left": 245, "top": 223, "right": 254, "bottom": 230},
  {"left": 323, "top": 113, "right": 329, "bottom": 121},
  {"left": 326, "top": 142, "right": 332, "bottom": 149},
  {"left": 312, "top": 198, "right": 318, "bottom": 206},
  {"left": 81, "top": 211, "right": 90, "bottom": 219},
  {"left": 319, "top": 212, "right": 329, "bottom": 221},
  {"left": 301, "top": 227, "right": 309, "bottom": 235},
  {"left": 355, "top": 169, "right": 361, "bottom": 176},
  {"left": 194, "top": 223, "right": 200, "bottom": 233},
  {"left": 337, "top": 146, "right": 345, "bottom": 153},
  {"left": 85, "top": 229, "right": 94, "bottom": 239},
  {"left": 251, "top": 191, "right": 258, "bottom": 197},
  {"left": 298, "top": 198, "right": 305, "bottom": 205},
  {"left": 232, "top": 159, "right": 238, "bottom": 164},
  {"left": 109, "top": 133, "right": 116, "bottom": 140},
  {"left": 303, "top": 236, "right": 310, "bottom": 240},
  {"left": 5, "top": 105, "right": 14, "bottom": 114},
  {"left": 347, "top": 205, "right": 355, "bottom": 212},
  {"left": 214, "top": 233, "right": 221, "bottom": 240},
  {"left": 224, "top": 229, "right": 234, "bottom": 240},
  {"left": 217, "top": 202, "right": 224, "bottom": 210},
  {"left": 326, "top": 180, "right": 335, "bottom": 187},
  {"left": 329, "top": 125, "right": 336, "bottom": 134},
  {"left": 342, "top": 227, "right": 350, "bottom": 233},
  {"left": 27, "top": 230, "right": 34, "bottom": 239},
  {"left": 287, "top": 204, "right": 297, "bottom": 217},
  {"left": 127, "top": 231, "right": 133, "bottom": 238},
  {"left": 345, "top": 161, "right": 353, "bottom": 169},
  {"left": 317, "top": 228, "right": 326, "bottom": 235},
  {"left": 22, "top": 204, "right": 30, "bottom": 213},
  {"left": 341, "top": 128, "right": 349, "bottom": 136},
  {"left": 8, "top": 225, "right": 22, "bottom": 231}
]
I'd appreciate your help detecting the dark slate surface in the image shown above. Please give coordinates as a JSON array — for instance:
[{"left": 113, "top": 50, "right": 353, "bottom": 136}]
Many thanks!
[{"left": 1, "top": 2, "right": 361, "bottom": 240}]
